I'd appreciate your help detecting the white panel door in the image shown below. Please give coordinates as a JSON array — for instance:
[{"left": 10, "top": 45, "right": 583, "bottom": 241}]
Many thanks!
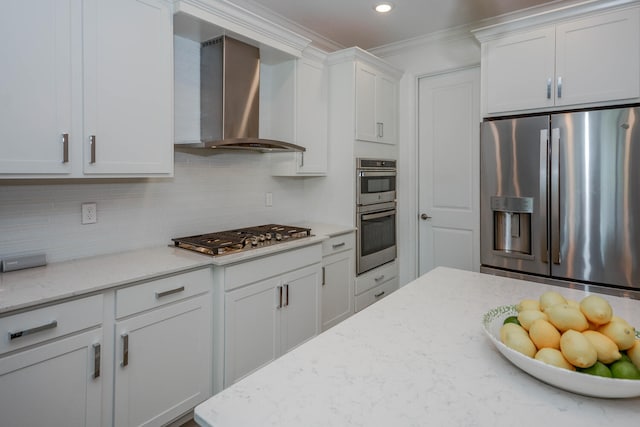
[
  {"left": 418, "top": 68, "right": 480, "bottom": 275},
  {"left": 280, "top": 265, "right": 320, "bottom": 353},
  {"left": 355, "top": 63, "right": 378, "bottom": 142},
  {"left": 0, "top": 0, "right": 72, "bottom": 175}
]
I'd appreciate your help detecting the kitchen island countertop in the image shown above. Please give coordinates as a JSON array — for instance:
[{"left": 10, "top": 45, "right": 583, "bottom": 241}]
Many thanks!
[{"left": 195, "top": 267, "right": 640, "bottom": 427}]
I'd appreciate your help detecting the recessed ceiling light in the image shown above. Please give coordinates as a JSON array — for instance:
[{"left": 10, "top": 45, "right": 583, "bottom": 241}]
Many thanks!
[{"left": 374, "top": 3, "right": 394, "bottom": 13}]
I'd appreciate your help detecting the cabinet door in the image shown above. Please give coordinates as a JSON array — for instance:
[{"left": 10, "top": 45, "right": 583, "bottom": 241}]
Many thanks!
[
  {"left": 0, "top": 329, "right": 102, "bottom": 427},
  {"left": 224, "top": 278, "right": 279, "bottom": 386},
  {"left": 295, "top": 59, "right": 328, "bottom": 174},
  {"left": 376, "top": 74, "right": 397, "bottom": 144},
  {"left": 355, "top": 63, "right": 378, "bottom": 142},
  {"left": 83, "top": 0, "right": 173, "bottom": 175},
  {"left": 114, "top": 295, "right": 211, "bottom": 427},
  {"left": 555, "top": 7, "right": 640, "bottom": 107},
  {"left": 485, "top": 26, "right": 555, "bottom": 113},
  {"left": 321, "top": 252, "right": 354, "bottom": 331},
  {"left": 0, "top": 0, "right": 72, "bottom": 175},
  {"left": 280, "top": 265, "right": 320, "bottom": 353}
]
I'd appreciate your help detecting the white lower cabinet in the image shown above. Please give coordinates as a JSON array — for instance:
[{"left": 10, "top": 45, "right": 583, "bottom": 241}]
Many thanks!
[
  {"left": 0, "top": 295, "right": 104, "bottom": 427},
  {"left": 321, "top": 232, "right": 355, "bottom": 331},
  {"left": 220, "top": 245, "right": 322, "bottom": 387},
  {"left": 354, "top": 260, "right": 398, "bottom": 313},
  {"left": 113, "top": 268, "right": 213, "bottom": 427}
]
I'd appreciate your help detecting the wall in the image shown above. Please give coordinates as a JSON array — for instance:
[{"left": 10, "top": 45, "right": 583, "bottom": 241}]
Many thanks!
[
  {"left": 0, "top": 152, "right": 306, "bottom": 263},
  {"left": 371, "top": 29, "right": 481, "bottom": 286}
]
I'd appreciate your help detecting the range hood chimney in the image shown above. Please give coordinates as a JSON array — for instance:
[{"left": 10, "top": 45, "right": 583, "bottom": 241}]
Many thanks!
[{"left": 176, "top": 36, "right": 305, "bottom": 153}]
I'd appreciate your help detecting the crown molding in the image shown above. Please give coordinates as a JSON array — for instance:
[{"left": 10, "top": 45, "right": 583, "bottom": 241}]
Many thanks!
[
  {"left": 173, "top": 0, "right": 312, "bottom": 57},
  {"left": 327, "top": 47, "right": 404, "bottom": 79}
]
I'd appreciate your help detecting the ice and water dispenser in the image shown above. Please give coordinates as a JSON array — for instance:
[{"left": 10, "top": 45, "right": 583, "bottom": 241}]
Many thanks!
[{"left": 491, "top": 196, "right": 533, "bottom": 255}]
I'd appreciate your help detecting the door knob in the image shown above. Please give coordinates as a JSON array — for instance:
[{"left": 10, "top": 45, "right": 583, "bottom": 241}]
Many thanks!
[{"left": 420, "top": 213, "right": 432, "bottom": 220}]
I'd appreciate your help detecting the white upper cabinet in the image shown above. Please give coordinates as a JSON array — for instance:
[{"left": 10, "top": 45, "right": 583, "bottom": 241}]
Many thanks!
[
  {"left": 480, "top": 5, "right": 640, "bottom": 115},
  {"left": 269, "top": 50, "right": 329, "bottom": 176},
  {"left": 0, "top": 0, "right": 73, "bottom": 175},
  {"left": 0, "top": 0, "right": 173, "bottom": 178},
  {"left": 355, "top": 62, "right": 397, "bottom": 144},
  {"left": 82, "top": 0, "right": 173, "bottom": 176}
]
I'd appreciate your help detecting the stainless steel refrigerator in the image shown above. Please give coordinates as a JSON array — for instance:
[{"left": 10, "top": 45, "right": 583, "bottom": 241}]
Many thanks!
[{"left": 480, "top": 105, "right": 640, "bottom": 293}]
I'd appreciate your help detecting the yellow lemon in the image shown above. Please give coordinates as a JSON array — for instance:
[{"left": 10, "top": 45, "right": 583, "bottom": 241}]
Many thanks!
[
  {"left": 582, "top": 330, "right": 621, "bottom": 364},
  {"left": 502, "top": 325, "right": 537, "bottom": 357},
  {"left": 627, "top": 340, "right": 640, "bottom": 369},
  {"left": 579, "top": 295, "right": 613, "bottom": 326},
  {"left": 566, "top": 299, "right": 581, "bottom": 310},
  {"left": 517, "top": 310, "right": 548, "bottom": 331},
  {"left": 535, "top": 348, "right": 575, "bottom": 371},
  {"left": 500, "top": 323, "right": 528, "bottom": 343},
  {"left": 546, "top": 304, "right": 589, "bottom": 332},
  {"left": 598, "top": 321, "right": 636, "bottom": 351},
  {"left": 560, "top": 330, "right": 598, "bottom": 368},
  {"left": 516, "top": 299, "right": 540, "bottom": 312},
  {"left": 528, "top": 318, "right": 561, "bottom": 350},
  {"left": 539, "top": 290, "right": 567, "bottom": 312}
]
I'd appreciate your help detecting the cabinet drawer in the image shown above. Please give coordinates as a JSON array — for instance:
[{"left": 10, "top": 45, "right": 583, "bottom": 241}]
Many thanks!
[
  {"left": 224, "top": 244, "right": 322, "bottom": 291},
  {"left": 321, "top": 232, "right": 355, "bottom": 256},
  {"left": 354, "top": 261, "right": 398, "bottom": 295},
  {"left": 116, "top": 268, "right": 212, "bottom": 319},
  {"left": 354, "top": 277, "right": 398, "bottom": 313},
  {"left": 0, "top": 294, "right": 103, "bottom": 355}
]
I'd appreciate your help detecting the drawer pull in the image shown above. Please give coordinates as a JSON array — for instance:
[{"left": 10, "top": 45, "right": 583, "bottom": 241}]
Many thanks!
[
  {"left": 322, "top": 267, "right": 326, "bottom": 286},
  {"left": 121, "top": 333, "right": 129, "bottom": 367},
  {"left": 374, "top": 291, "right": 385, "bottom": 298},
  {"left": 9, "top": 320, "right": 58, "bottom": 340},
  {"left": 284, "top": 284, "right": 290, "bottom": 307},
  {"left": 155, "top": 286, "right": 185, "bottom": 299},
  {"left": 277, "top": 286, "right": 283, "bottom": 309},
  {"left": 374, "top": 275, "right": 385, "bottom": 282},
  {"left": 332, "top": 242, "right": 346, "bottom": 249},
  {"left": 93, "top": 343, "right": 101, "bottom": 379}
]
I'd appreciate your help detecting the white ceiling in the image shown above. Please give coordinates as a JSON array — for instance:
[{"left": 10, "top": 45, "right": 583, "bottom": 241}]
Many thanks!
[{"left": 229, "top": 0, "right": 573, "bottom": 50}]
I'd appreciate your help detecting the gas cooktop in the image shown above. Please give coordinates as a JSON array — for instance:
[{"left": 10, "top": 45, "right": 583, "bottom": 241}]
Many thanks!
[{"left": 172, "top": 224, "right": 312, "bottom": 256}]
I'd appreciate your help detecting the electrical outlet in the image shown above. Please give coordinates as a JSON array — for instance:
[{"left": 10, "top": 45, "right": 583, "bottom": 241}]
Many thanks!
[
  {"left": 82, "top": 203, "right": 97, "bottom": 224},
  {"left": 265, "top": 192, "right": 273, "bottom": 207}
]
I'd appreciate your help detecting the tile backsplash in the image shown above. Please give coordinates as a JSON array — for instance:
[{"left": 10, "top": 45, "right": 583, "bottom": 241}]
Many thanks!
[{"left": 0, "top": 152, "right": 306, "bottom": 263}]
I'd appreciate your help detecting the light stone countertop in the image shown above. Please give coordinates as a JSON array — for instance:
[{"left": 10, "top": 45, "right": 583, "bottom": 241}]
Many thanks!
[
  {"left": 195, "top": 267, "right": 640, "bottom": 427},
  {"left": 0, "top": 223, "right": 354, "bottom": 315}
]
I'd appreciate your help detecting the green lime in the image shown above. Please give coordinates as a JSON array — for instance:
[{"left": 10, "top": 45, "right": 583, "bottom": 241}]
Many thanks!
[
  {"left": 503, "top": 316, "right": 521, "bottom": 326},
  {"left": 609, "top": 360, "right": 640, "bottom": 380},
  {"left": 618, "top": 352, "right": 632, "bottom": 363},
  {"left": 577, "top": 361, "right": 612, "bottom": 378}
]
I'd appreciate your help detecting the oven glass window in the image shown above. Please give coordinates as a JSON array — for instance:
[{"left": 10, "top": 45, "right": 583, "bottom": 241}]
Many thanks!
[
  {"left": 362, "top": 176, "right": 395, "bottom": 194},
  {"left": 361, "top": 212, "right": 396, "bottom": 256}
]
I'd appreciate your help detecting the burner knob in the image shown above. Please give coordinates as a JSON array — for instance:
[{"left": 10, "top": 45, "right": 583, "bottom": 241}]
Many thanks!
[
  {"left": 251, "top": 237, "right": 259, "bottom": 246},
  {"left": 275, "top": 233, "right": 282, "bottom": 241},
  {"left": 259, "top": 234, "right": 266, "bottom": 242},
  {"left": 265, "top": 233, "right": 272, "bottom": 240}
]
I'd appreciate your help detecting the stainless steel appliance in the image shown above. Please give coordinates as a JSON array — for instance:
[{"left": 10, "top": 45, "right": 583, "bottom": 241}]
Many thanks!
[
  {"left": 172, "top": 224, "right": 312, "bottom": 256},
  {"left": 480, "top": 105, "right": 640, "bottom": 292},
  {"left": 356, "top": 158, "right": 396, "bottom": 205},
  {"left": 356, "top": 158, "right": 397, "bottom": 275}
]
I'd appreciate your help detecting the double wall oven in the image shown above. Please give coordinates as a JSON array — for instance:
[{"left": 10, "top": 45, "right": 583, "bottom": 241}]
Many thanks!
[{"left": 356, "top": 158, "right": 397, "bottom": 275}]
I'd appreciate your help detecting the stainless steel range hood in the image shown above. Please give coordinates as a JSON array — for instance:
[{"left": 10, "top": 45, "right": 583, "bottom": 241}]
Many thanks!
[{"left": 176, "top": 36, "right": 305, "bottom": 153}]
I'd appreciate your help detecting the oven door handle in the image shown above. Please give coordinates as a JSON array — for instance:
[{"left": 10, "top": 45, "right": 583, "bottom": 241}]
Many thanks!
[
  {"left": 361, "top": 210, "right": 396, "bottom": 221},
  {"left": 358, "top": 170, "right": 397, "bottom": 177}
]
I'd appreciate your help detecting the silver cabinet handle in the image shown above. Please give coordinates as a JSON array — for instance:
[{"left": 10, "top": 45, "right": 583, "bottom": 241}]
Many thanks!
[
  {"left": 61, "top": 133, "right": 69, "bottom": 163},
  {"left": 155, "top": 286, "right": 185, "bottom": 299},
  {"left": 332, "top": 242, "right": 346, "bottom": 249},
  {"left": 376, "top": 122, "right": 383, "bottom": 138},
  {"left": 540, "top": 130, "right": 549, "bottom": 264},
  {"left": 121, "top": 333, "right": 129, "bottom": 367},
  {"left": 277, "top": 286, "right": 283, "bottom": 309},
  {"left": 9, "top": 320, "right": 57, "bottom": 340},
  {"left": 89, "top": 135, "right": 96, "bottom": 164},
  {"left": 284, "top": 284, "right": 289, "bottom": 307},
  {"left": 546, "top": 78, "right": 552, "bottom": 99},
  {"left": 557, "top": 76, "right": 562, "bottom": 98},
  {"left": 299, "top": 152, "right": 304, "bottom": 168},
  {"left": 374, "top": 275, "right": 385, "bottom": 282},
  {"left": 93, "top": 343, "right": 101, "bottom": 379},
  {"left": 374, "top": 291, "right": 385, "bottom": 298},
  {"left": 322, "top": 266, "right": 326, "bottom": 286}
]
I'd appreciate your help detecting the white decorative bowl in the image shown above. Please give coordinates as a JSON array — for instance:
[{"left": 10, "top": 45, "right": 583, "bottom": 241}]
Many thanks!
[{"left": 482, "top": 305, "right": 640, "bottom": 398}]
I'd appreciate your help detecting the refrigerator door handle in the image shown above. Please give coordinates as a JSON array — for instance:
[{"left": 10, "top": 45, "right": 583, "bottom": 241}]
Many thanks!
[
  {"left": 551, "top": 127, "right": 561, "bottom": 264},
  {"left": 540, "top": 130, "right": 548, "bottom": 264}
]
